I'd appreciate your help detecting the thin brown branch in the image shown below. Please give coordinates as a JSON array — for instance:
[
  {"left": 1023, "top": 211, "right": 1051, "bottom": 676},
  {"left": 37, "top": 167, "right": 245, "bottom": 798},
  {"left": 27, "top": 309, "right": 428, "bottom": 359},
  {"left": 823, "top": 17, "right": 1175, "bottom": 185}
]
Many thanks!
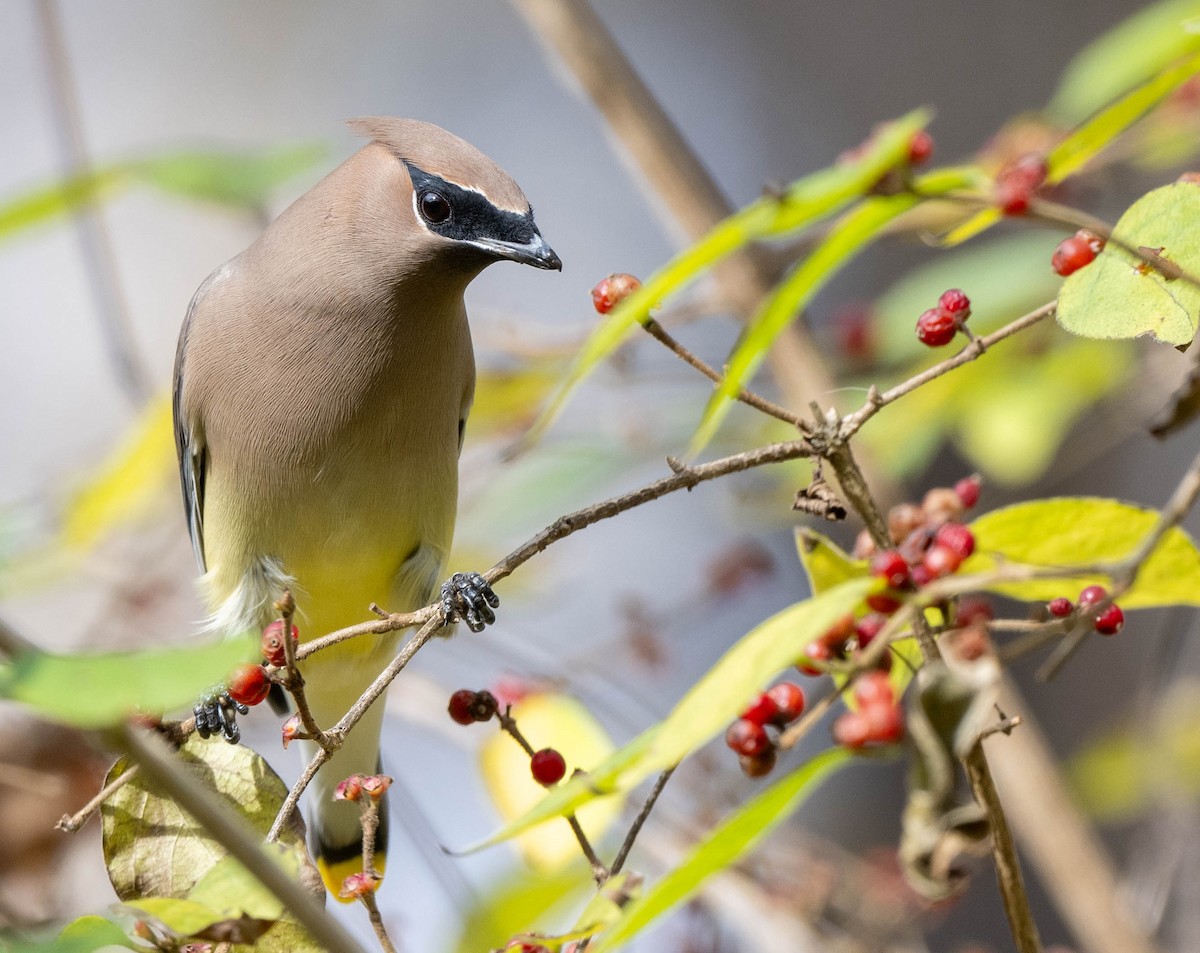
[
  {"left": 963, "top": 744, "right": 1043, "bottom": 953},
  {"left": 56, "top": 764, "right": 138, "bottom": 833},
  {"left": 357, "top": 798, "right": 397, "bottom": 953},
  {"left": 610, "top": 766, "right": 675, "bottom": 878},
  {"left": 839, "top": 301, "right": 1058, "bottom": 439},
  {"left": 497, "top": 706, "right": 608, "bottom": 883},
  {"left": 275, "top": 591, "right": 330, "bottom": 750},
  {"left": 641, "top": 318, "right": 807, "bottom": 430},
  {"left": 119, "top": 725, "right": 367, "bottom": 953}
]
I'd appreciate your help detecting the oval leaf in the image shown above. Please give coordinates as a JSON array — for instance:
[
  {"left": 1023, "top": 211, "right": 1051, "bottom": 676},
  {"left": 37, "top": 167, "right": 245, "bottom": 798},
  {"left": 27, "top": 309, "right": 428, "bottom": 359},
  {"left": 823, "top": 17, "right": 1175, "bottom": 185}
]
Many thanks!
[
  {"left": 965, "top": 497, "right": 1200, "bottom": 607},
  {"left": 1057, "top": 183, "right": 1200, "bottom": 345},
  {"left": 102, "top": 736, "right": 307, "bottom": 901}
]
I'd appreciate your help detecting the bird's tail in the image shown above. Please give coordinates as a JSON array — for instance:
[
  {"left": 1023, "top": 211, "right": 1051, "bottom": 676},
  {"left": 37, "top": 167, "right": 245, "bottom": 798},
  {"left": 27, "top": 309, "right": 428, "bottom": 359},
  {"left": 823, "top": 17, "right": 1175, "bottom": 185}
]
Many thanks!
[{"left": 303, "top": 692, "right": 390, "bottom": 900}]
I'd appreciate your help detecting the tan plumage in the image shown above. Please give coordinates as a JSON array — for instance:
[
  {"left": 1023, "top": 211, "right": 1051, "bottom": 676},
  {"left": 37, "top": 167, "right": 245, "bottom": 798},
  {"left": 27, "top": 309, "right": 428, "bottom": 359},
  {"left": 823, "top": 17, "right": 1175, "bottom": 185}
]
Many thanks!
[{"left": 173, "top": 118, "right": 559, "bottom": 894}]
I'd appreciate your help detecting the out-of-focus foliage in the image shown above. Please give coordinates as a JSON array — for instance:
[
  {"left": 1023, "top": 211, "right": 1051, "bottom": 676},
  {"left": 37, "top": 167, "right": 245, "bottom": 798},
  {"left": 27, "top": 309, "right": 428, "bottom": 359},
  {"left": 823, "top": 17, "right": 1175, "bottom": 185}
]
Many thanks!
[
  {"left": 1070, "top": 681, "right": 1200, "bottom": 819},
  {"left": 0, "top": 144, "right": 325, "bottom": 240},
  {"left": 1048, "top": 0, "right": 1200, "bottom": 123},
  {"left": 0, "top": 637, "right": 254, "bottom": 728},
  {"left": 454, "top": 867, "right": 588, "bottom": 953},
  {"left": 1058, "top": 183, "right": 1200, "bottom": 344},
  {"left": 964, "top": 497, "right": 1200, "bottom": 607}
]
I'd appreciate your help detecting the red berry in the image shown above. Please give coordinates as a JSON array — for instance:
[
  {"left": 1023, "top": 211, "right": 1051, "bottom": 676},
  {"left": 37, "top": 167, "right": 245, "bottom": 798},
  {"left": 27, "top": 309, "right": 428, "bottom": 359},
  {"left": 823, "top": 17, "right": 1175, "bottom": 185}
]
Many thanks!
[
  {"left": 908, "top": 129, "right": 934, "bottom": 165},
  {"left": 1051, "top": 235, "right": 1098, "bottom": 277},
  {"left": 922, "top": 544, "right": 962, "bottom": 579},
  {"left": 738, "top": 747, "right": 777, "bottom": 778},
  {"left": 1047, "top": 597, "right": 1073, "bottom": 618},
  {"left": 261, "top": 621, "right": 299, "bottom": 667},
  {"left": 854, "top": 613, "right": 887, "bottom": 648},
  {"left": 887, "top": 503, "right": 926, "bottom": 544},
  {"left": 725, "top": 719, "right": 771, "bottom": 757},
  {"left": 530, "top": 747, "right": 567, "bottom": 786},
  {"left": 1094, "top": 604, "right": 1125, "bottom": 635},
  {"left": 854, "top": 670, "right": 893, "bottom": 709},
  {"left": 820, "top": 613, "right": 856, "bottom": 646},
  {"left": 954, "top": 596, "right": 994, "bottom": 626},
  {"left": 740, "top": 692, "right": 780, "bottom": 727},
  {"left": 797, "top": 640, "right": 833, "bottom": 676},
  {"left": 227, "top": 663, "right": 270, "bottom": 707},
  {"left": 864, "top": 703, "right": 905, "bottom": 744},
  {"left": 909, "top": 563, "right": 934, "bottom": 588},
  {"left": 448, "top": 689, "right": 479, "bottom": 725},
  {"left": 766, "top": 682, "right": 806, "bottom": 725},
  {"left": 934, "top": 522, "right": 976, "bottom": 560},
  {"left": 916, "top": 307, "right": 958, "bottom": 347},
  {"left": 870, "top": 551, "right": 911, "bottom": 589},
  {"left": 995, "top": 153, "right": 1048, "bottom": 215},
  {"left": 954, "top": 475, "right": 982, "bottom": 509},
  {"left": 833, "top": 711, "right": 871, "bottom": 749},
  {"left": 590, "top": 273, "right": 642, "bottom": 314},
  {"left": 866, "top": 591, "right": 903, "bottom": 615},
  {"left": 1078, "top": 585, "right": 1108, "bottom": 607},
  {"left": 938, "top": 288, "right": 971, "bottom": 321}
]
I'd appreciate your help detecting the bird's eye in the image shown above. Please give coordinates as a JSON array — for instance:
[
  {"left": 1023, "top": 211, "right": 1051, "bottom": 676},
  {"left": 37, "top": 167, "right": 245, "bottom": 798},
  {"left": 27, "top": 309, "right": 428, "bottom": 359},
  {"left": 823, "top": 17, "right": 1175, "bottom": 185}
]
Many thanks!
[{"left": 419, "top": 190, "right": 452, "bottom": 224}]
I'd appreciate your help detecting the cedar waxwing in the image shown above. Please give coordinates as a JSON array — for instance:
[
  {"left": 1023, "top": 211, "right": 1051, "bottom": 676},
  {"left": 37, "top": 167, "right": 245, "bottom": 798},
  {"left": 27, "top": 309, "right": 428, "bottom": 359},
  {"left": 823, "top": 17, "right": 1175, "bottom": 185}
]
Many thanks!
[{"left": 172, "top": 118, "right": 561, "bottom": 896}]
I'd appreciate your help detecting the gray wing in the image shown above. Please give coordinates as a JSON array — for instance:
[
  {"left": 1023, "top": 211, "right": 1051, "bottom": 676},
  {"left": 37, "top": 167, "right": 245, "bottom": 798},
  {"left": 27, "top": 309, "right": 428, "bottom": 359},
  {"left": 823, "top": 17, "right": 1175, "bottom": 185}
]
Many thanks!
[{"left": 173, "top": 276, "right": 215, "bottom": 571}]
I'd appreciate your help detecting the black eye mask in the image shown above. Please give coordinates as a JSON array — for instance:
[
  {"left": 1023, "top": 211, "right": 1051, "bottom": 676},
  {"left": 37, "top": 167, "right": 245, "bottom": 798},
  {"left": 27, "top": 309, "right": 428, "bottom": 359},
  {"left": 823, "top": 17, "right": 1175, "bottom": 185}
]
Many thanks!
[{"left": 404, "top": 162, "right": 536, "bottom": 246}]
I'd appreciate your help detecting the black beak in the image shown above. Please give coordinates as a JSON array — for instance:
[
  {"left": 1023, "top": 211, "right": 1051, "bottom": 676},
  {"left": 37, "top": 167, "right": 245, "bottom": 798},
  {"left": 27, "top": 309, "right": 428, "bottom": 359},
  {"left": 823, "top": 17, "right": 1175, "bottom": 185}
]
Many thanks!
[{"left": 470, "top": 232, "right": 562, "bottom": 271}]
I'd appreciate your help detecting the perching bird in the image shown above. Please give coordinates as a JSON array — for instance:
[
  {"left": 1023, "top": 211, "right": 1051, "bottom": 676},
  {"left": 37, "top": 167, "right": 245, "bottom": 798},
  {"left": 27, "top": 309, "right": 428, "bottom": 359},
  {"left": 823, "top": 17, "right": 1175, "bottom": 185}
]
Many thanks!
[{"left": 172, "top": 118, "right": 560, "bottom": 896}]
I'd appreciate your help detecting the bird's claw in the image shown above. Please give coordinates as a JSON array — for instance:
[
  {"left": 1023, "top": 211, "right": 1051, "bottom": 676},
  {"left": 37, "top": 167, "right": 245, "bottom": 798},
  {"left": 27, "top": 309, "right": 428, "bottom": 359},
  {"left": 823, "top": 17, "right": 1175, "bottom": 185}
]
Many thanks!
[
  {"left": 440, "top": 571, "right": 500, "bottom": 633},
  {"left": 193, "top": 688, "right": 248, "bottom": 744}
]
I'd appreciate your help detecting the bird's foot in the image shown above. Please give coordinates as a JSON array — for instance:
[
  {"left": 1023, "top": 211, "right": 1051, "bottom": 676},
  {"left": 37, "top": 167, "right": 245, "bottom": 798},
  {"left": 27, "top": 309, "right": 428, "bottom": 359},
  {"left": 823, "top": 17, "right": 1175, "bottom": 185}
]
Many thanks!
[
  {"left": 193, "top": 687, "right": 248, "bottom": 744},
  {"left": 440, "top": 571, "right": 500, "bottom": 633}
]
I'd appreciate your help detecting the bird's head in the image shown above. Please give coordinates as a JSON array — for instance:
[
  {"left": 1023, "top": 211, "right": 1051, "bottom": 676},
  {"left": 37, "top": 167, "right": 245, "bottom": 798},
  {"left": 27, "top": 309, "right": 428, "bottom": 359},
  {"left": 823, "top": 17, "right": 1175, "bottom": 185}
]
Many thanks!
[{"left": 347, "top": 117, "right": 561, "bottom": 277}]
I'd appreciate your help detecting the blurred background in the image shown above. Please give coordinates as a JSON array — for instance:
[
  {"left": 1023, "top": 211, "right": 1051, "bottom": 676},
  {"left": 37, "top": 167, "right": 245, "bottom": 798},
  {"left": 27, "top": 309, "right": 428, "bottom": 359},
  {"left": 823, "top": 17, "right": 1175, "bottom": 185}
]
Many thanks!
[{"left": 3, "top": 1, "right": 1200, "bottom": 951}]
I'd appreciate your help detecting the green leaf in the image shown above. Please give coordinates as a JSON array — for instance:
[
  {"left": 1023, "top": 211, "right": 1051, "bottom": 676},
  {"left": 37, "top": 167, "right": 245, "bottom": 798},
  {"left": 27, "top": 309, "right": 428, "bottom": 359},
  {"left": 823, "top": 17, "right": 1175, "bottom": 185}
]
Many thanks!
[
  {"left": 0, "top": 168, "right": 127, "bottom": 241},
  {"left": 795, "top": 528, "right": 862, "bottom": 594},
  {"left": 131, "top": 144, "right": 326, "bottom": 210},
  {"left": 102, "top": 735, "right": 309, "bottom": 902},
  {"left": 589, "top": 749, "right": 852, "bottom": 952},
  {"left": 1057, "top": 183, "right": 1200, "bottom": 345},
  {"left": 694, "top": 165, "right": 979, "bottom": 453},
  {"left": 459, "top": 579, "right": 873, "bottom": 853},
  {"left": 125, "top": 898, "right": 228, "bottom": 937},
  {"left": 0, "top": 637, "right": 255, "bottom": 728},
  {"left": 58, "top": 915, "right": 136, "bottom": 950},
  {"left": 964, "top": 497, "right": 1200, "bottom": 607},
  {"left": 1047, "top": 50, "right": 1200, "bottom": 185},
  {"left": 526, "top": 110, "right": 933, "bottom": 444},
  {"left": 1049, "top": 0, "right": 1200, "bottom": 124}
]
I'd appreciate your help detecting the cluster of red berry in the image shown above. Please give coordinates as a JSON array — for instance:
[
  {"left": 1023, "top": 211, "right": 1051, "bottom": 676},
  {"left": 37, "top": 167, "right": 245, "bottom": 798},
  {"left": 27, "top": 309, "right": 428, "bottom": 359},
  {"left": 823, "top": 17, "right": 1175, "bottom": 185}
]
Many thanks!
[
  {"left": 223, "top": 619, "right": 302, "bottom": 708},
  {"left": 916, "top": 288, "right": 972, "bottom": 348},
  {"left": 447, "top": 689, "right": 568, "bottom": 786},
  {"left": 723, "top": 682, "right": 806, "bottom": 778},
  {"left": 1047, "top": 585, "right": 1125, "bottom": 636},
  {"left": 832, "top": 671, "right": 904, "bottom": 749},
  {"left": 1052, "top": 229, "right": 1105, "bottom": 277}
]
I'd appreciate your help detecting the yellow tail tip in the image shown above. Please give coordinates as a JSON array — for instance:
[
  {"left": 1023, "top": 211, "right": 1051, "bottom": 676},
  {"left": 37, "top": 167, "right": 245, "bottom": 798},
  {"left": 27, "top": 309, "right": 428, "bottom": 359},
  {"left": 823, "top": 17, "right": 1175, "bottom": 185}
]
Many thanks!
[{"left": 317, "top": 853, "right": 387, "bottom": 903}]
